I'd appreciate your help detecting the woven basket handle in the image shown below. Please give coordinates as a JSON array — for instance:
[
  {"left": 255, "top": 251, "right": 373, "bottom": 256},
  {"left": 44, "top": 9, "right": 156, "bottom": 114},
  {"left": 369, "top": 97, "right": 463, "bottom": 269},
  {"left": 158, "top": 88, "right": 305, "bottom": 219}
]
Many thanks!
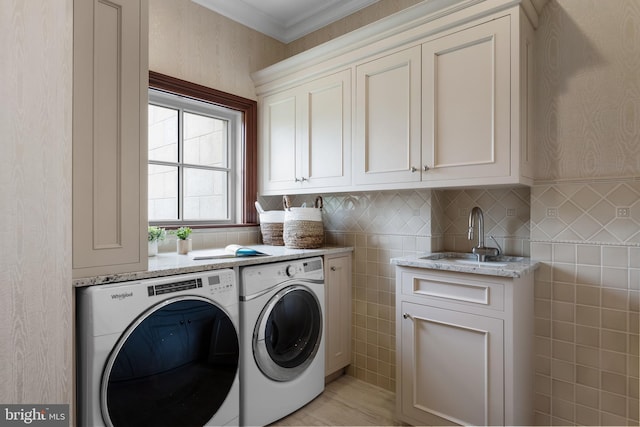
[
  {"left": 314, "top": 196, "right": 323, "bottom": 209},
  {"left": 283, "top": 195, "right": 292, "bottom": 210}
]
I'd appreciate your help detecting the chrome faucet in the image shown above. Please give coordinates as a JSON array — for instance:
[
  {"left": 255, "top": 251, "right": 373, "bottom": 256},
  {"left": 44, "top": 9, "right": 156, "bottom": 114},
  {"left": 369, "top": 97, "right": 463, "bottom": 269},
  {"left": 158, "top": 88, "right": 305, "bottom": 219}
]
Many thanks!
[{"left": 468, "top": 206, "right": 500, "bottom": 262}]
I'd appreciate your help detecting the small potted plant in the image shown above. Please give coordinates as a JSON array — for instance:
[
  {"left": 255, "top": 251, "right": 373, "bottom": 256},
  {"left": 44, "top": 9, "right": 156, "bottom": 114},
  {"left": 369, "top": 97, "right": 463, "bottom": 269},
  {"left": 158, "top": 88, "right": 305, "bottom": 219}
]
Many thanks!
[
  {"left": 147, "top": 226, "right": 166, "bottom": 257},
  {"left": 172, "top": 226, "right": 193, "bottom": 255}
]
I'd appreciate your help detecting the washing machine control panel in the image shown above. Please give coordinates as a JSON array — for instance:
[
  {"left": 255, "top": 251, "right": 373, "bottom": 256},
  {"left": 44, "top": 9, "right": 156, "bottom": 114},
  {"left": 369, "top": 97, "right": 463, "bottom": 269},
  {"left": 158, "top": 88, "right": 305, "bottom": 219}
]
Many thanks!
[
  {"left": 284, "top": 258, "right": 323, "bottom": 277},
  {"left": 146, "top": 270, "right": 236, "bottom": 300},
  {"left": 240, "top": 257, "right": 324, "bottom": 297},
  {"left": 203, "top": 270, "right": 236, "bottom": 298}
]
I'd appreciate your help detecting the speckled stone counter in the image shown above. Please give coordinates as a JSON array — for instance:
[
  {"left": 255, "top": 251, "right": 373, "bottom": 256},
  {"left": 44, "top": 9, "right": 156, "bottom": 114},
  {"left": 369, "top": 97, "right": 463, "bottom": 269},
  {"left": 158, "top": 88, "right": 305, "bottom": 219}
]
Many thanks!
[
  {"left": 391, "top": 251, "right": 538, "bottom": 278},
  {"left": 73, "top": 245, "right": 353, "bottom": 287}
]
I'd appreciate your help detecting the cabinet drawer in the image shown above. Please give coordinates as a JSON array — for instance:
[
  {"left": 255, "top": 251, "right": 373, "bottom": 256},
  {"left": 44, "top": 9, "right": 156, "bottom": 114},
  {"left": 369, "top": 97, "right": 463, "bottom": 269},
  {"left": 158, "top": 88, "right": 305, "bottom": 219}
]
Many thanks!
[{"left": 400, "top": 269, "right": 504, "bottom": 311}]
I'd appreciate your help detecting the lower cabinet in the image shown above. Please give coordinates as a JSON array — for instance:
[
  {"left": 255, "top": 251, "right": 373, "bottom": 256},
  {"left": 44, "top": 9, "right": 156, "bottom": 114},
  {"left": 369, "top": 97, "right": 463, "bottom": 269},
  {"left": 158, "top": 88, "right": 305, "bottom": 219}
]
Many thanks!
[
  {"left": 395, "top": 267, "right": 533, "bottom": 426},
  {"left": 324, "top": 253, "right": 352, "bottom": 376}
]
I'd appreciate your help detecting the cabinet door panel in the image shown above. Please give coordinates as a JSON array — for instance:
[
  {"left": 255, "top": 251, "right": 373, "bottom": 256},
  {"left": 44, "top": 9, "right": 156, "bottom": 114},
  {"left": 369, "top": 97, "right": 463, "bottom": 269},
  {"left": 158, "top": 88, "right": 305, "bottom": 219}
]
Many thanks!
[
  {"left": 73, "top": 0, "right": 147, "bottom": 276},
  {"left": 355, "top": 47, "right": 421, "bottom": 185},
  {"left": 305, "top": 70, "right": 352, "bottom": 187},
  {"left": 324, "top": 254, "right": 352, "bottom": 375},
  {"left": 400, "top": 301, "right": 504, "bottom": 426},
  {"left": 262, "top": 93, "right": 299, "bottom": 189},
  {"left": 422, "top": 16, "right": 510, "bottom": 181}
]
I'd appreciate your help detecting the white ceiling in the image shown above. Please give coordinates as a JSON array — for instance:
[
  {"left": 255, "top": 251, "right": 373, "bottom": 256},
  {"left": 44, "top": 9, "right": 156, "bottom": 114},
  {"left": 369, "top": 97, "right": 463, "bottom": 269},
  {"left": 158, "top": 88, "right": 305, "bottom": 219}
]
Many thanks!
[{"left": 191, "top": 0, "right": 381, "bottom": 43}]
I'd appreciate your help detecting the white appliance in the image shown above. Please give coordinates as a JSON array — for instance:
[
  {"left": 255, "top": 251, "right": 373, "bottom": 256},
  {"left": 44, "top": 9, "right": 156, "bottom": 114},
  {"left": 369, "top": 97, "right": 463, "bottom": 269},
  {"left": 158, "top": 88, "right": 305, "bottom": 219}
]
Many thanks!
[
  {"left": 77, "top": 270, "right": 240, "bottom": 427},
  {"left": 239, "top": 257, "right": 325, "bottom": 426}
]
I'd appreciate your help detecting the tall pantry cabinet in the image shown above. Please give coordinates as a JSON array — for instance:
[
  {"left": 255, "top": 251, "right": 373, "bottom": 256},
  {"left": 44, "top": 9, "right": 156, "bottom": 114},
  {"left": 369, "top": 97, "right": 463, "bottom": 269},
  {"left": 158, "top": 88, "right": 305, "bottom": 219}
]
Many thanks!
[{"left": 73, "top": 0, "right": 148, "bottom": 278}]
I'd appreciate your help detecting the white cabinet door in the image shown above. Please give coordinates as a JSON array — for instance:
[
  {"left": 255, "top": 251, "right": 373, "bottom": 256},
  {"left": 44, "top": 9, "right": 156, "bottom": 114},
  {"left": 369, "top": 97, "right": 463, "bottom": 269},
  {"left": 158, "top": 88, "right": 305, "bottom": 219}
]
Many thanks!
[
  {"left": 73, "top": 0, "right": 148, "bottom": 277},
  {"left": 260, "top": 70, "right": 351, "bottom": 194},
  {"left": 303, "top": 70, "right": 352, "bottom": 189},
  {"left": 260, "top": 90, "right": 300, "bottom": 192},
  {"left": 354, "top": 46, "right": 422, "bottom": 185},
  {"left": 324, "top": 253, "right": 352, "bottom": 376},
  {"left": 399, "top": 301, "right": 504, "bottom": 426},
  {"left": 422, "top": 16, "right": 511, "bottom": 184}
]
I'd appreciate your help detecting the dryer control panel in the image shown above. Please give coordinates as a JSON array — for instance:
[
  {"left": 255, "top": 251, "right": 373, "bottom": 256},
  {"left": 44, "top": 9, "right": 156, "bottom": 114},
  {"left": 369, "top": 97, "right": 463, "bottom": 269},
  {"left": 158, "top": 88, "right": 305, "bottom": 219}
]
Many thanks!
[{"left": 240, "top": 257, "right": 324, "bottom": 297}]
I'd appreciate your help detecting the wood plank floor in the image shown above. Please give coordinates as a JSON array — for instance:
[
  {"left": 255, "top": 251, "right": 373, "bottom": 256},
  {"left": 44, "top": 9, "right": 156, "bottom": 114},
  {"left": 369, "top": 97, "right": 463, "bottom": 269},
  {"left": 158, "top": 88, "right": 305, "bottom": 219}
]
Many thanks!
[{"left": 270, "top": 374, "right": 405, "bottom": 426}]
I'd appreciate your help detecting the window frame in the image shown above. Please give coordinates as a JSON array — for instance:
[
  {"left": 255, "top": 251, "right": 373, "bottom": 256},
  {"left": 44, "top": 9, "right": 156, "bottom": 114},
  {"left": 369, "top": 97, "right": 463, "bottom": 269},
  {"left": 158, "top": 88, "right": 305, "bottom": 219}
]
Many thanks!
[{"left": 148, "top": 71, "right": 258, "bottom": 226}]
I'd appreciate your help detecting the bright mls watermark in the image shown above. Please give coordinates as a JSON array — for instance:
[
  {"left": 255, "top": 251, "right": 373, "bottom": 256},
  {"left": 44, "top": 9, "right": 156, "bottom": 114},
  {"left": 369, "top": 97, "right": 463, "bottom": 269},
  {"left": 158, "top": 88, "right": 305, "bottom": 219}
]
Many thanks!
[{"left": 0, "top": 405, "right": 68, "bottom": 426}]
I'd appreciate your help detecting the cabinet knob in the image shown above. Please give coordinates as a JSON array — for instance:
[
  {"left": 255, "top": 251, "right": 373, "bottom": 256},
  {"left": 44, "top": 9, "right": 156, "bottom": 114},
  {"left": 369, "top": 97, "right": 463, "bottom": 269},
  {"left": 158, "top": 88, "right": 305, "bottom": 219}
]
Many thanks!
[
  {"left": 294, "top": 177, "right": 301, "bottom": 182},
  {"left": 403, "top": 313, "right": 414, "bottom": 320},
  {"left": 301, "top": 177, "right": 308, "bottom": 182},
  {"left": 423, "top": 165, "right": 430, "bottom": 171},
  {"left": 330, "top": 266, "right": 336, "bottom": 271},
  {"left": 410, "top": 166, "right": 417, "bottom": 173}
]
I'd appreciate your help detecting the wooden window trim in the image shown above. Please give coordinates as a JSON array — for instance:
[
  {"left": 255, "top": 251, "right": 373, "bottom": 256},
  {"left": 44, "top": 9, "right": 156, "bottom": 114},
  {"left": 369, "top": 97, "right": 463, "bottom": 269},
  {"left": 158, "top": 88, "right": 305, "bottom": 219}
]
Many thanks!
[{"left": 149, "top": 71, "right": 258, "bottom": 225}]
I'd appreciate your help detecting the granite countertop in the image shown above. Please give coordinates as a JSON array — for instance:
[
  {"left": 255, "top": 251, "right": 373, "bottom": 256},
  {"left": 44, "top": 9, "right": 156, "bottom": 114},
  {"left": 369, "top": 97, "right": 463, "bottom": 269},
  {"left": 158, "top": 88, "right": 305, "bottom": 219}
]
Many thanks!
[
  {"left": 73, "top": 245, "right": 353, "bottom": 287},
  {"left": 391, "top": 251, "right": 538, "bottom": 278}
]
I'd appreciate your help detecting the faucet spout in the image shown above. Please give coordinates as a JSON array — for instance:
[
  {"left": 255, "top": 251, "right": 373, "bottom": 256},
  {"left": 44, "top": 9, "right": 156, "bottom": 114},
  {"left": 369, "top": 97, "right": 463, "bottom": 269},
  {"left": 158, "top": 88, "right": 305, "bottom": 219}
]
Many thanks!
[
  {"left": 467, "top": 206, "right": 499, "bottom": 262},
  {"left": 468, "top": 206, "right": 485, "bottom": 248}
]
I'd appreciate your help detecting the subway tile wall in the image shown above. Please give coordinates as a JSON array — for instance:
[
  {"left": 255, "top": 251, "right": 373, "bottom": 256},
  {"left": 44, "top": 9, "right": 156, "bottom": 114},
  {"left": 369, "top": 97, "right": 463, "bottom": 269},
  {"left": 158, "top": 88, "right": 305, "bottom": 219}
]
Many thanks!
[{"left": 531, "top": 180, "right": 640, "bottom": 426}]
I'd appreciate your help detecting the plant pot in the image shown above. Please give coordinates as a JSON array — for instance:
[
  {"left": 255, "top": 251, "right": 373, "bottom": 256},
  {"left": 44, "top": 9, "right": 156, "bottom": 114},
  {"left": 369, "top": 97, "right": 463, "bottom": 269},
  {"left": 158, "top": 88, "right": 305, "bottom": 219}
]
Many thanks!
[
  {"left": 148, "top": 240, "right": 158, "bottom": 257},
  {"left": 177, "top": 239, "right": 192, "bottom": 255}
]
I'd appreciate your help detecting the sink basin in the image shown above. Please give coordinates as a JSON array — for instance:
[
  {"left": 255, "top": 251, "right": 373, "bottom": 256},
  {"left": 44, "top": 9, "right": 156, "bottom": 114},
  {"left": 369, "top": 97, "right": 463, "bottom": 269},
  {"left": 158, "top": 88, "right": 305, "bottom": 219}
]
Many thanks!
[
  {"left": 450, "top": 259, "right": 508, "bottom": 267},
  {"left": 419, "top": 252, "right": 523, "bottom": 268}
]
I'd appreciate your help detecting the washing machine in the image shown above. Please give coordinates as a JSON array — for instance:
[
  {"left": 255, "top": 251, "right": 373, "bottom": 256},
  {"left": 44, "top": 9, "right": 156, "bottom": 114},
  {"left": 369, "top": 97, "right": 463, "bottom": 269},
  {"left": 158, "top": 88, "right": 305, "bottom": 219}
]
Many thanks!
[
  {"left": 239, "top": 257, "right": 325, "bottom": 426},
  {"left": 77, "top": 269, "right": 240, "bottom": 427}
]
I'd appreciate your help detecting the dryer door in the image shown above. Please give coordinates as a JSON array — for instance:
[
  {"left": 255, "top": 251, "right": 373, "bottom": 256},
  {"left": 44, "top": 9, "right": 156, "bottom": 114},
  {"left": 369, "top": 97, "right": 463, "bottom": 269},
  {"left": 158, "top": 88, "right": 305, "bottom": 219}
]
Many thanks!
[
  {"left": 101, "top": 297, "right": 239, "bottom": 427},
  {"left": 253, "top": 284, "right": 322, "bottom": 381}
]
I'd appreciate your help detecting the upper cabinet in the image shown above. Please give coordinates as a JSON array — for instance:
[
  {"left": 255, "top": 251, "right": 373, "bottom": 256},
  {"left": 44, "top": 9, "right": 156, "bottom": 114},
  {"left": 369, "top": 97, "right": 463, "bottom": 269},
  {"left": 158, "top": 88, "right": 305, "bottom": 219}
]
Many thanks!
[
  {"left": 421, "top": 15, "right": 515, "bottom": 186},
  {"left": 259, "top": 70, "right": 352, "bottom": 195},
  {"left": 354, "top": 46, "right": 421, "bottom": 186},
  {"left": 73, "top": 0, "right": 148, "bottom": 278},
  {"left": 252, "top": 0, "right": 547, "bottom": 195}
]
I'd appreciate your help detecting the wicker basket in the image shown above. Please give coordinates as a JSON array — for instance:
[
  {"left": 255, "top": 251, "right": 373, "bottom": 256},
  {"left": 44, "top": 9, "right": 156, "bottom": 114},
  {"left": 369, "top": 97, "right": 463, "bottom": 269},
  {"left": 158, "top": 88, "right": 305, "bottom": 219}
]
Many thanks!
[
  {"left": 256, "top": 202, "right": 285, "bottom": 246},
  {"left": 283, "top": 195, "right": 324, "bottom": 249}
]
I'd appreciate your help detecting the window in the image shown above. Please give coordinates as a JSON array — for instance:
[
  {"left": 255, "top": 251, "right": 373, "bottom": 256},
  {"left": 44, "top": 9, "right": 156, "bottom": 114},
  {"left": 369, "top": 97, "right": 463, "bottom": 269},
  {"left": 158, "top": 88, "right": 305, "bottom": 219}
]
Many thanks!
[{"left": 148, "top": 72, "right": 258, "bottom": 226}]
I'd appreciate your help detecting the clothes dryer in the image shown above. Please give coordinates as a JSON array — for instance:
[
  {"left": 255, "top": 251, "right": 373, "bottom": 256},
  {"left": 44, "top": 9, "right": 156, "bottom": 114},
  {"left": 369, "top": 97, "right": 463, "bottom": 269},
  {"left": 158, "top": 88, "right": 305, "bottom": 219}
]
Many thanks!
[
  {"left": 77, "top": 270, "right": 239, "bottom": 427},
  {"left": 239, "top": 257, "right": 325, "bottom": 426}
]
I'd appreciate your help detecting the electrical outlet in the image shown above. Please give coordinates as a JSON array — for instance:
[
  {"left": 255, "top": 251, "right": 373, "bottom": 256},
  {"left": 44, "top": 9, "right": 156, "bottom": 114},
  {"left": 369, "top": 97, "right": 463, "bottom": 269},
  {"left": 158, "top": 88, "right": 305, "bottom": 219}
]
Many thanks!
[
  {"left": 617, "top": 207, "right": 630, "bottom": 218},
  {"left": 506, "top": 208, "right": 516, "bottom": 217},
  {"left": 546, "top": 208, "right": 558, "bottom": 218}
]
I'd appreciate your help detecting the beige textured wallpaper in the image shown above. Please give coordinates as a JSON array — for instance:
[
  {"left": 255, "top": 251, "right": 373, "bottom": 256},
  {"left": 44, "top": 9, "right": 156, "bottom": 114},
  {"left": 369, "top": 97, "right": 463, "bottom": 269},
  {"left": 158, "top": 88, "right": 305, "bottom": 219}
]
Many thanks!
[
  {"left": 0, "top": 0, "right": 73, "bottom": 409},
  {"left": 285, "top": 0, "right": 423, "bottom": 57},
  {"left": 531, "top": 1, "right": 640, "bottom": 425},
  {"left": 534, "top": 0, "right": 640, "bottom": 181},
  {"left": 149, "top": 0, "right": 286, "bottom": 100}
]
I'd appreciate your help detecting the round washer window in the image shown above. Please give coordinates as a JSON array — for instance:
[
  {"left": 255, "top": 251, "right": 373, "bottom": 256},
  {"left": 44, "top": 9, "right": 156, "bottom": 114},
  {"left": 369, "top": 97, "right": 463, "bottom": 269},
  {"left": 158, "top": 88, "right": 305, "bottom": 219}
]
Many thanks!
[
  {"left": 253, "top": 285, "right": 322, "bottom": 382},
  {"left": 102, "top": 297, "right": 238, "bottom": 427}
]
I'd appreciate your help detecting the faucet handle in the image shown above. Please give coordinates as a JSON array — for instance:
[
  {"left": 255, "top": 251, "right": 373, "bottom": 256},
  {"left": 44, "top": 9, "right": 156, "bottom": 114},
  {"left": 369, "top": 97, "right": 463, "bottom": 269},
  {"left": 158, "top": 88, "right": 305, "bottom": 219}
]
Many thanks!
[{"left": 489, "top": 235, "right": 502, "bottom": 255}]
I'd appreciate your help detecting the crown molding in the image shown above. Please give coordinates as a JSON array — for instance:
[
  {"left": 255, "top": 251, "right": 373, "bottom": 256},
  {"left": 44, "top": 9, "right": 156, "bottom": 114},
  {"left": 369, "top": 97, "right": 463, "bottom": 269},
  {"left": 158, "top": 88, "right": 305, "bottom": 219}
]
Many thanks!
[{"left": 191, "top": 0, "right": 381, "bottom": 43}]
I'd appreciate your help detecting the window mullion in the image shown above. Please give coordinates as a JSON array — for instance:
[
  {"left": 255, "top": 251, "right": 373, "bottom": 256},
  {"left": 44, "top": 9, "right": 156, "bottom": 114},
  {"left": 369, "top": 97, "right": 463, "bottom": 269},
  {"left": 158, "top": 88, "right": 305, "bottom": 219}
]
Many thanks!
[{"left": 178, "top": 107, "right": 184, "bottom": 222}]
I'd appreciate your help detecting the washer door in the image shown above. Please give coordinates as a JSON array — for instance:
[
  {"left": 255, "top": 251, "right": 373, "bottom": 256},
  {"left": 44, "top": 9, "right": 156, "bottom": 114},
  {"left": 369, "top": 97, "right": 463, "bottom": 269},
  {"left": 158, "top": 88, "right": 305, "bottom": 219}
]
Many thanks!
[
  {"left": 253, "top": 285, "right": 322, "bottom": 382},
  {"left": 101, "top": 297, "right": 238, "bottom": 427}
]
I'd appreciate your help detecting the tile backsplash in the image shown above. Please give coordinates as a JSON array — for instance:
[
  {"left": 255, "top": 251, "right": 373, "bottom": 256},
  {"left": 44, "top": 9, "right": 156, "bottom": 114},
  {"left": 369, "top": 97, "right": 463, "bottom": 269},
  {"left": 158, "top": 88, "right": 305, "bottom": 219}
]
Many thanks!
[
  {"left": 261, "top": 186, "right": 532, "bottom": 391},
  {"left": 265, "top": 181, "right": 639, "bottom": 426},
  {"left": 531, "top": 180, "right": 639, "bottom": 426}
]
